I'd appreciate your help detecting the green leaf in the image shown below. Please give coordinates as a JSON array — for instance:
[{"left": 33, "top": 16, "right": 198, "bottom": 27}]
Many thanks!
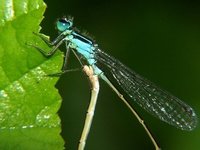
[{"left": 0, "top": 0, "right": 64, "bottom": 150}]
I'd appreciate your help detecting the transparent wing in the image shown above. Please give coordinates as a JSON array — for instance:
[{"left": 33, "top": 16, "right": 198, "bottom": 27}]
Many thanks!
[{"left": 96, "top": 49, "right": 198, "bottom": 131}]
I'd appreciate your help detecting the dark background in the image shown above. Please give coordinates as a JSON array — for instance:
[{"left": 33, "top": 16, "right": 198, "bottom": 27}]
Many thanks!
[{"left": 41, "top": 0, "right": 200, "bottom": 150}]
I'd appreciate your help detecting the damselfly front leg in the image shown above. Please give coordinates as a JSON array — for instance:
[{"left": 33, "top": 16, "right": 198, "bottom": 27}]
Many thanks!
[
  {"left": 28, "top": 32, "right": 66, "bottom": 57},
  {"left": 27, "top": 32, "right": 75, "bottom": 74}
]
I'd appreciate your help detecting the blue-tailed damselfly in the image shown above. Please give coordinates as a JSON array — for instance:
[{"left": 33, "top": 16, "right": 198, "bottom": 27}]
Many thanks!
[{"left": 28, "top": 16, "right": 198, "bottom": 150}]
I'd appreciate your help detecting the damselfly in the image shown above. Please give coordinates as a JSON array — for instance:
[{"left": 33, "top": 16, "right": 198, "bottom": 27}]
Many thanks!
[{"left": 28, "top": 16, "right": 198, "bottom": 150}]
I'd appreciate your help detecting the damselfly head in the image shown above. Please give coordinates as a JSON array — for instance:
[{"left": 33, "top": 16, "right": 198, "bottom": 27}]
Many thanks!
[{"left": 56, "top": 17, "right": 73, "bottom": 32}]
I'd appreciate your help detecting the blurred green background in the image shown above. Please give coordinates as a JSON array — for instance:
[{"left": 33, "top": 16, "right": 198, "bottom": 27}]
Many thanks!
[{"left": 41, "top": 0, "right": 200, "bottom": 149}]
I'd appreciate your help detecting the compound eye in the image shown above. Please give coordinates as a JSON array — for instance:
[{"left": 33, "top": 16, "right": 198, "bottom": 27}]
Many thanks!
[{"left": 56, "top": 18, "right": 73, "bottom": 31}]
